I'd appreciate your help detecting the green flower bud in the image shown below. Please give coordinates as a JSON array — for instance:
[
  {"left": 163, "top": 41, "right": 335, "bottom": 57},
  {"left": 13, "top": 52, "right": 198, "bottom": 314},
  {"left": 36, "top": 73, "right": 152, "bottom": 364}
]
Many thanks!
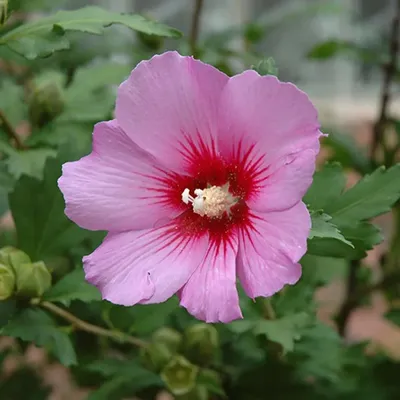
[
  {"left": 29, "top": 72, "right": 65, "bottom": 128},
  {"left": 152, "top": 327, "right": 182, "bottom": 354},
  {"left": 183, "top": 324, "right": 219, "bottom": 366},
  {"left": 0, "top": 0, "right": 8, "bottom": 26},
  {"left": 0, "top": 263, "right": 15, "bottom": 300},
  {"left": 14, "top": 261, "right": 52, "bottom": 298},
  {"left": 0, "top": 246, "right": 31, "bottom": 269},
  {"left": 140, "top": 342, "right": 173, "bottom": 373},
  {"left": 161, "top": 355, "right": 198, "bottom": 396}
]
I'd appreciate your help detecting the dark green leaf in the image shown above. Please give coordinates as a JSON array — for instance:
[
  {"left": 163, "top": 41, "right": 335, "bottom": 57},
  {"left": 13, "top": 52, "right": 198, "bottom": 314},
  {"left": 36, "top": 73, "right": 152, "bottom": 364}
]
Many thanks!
[
  {"left": 0, "top": 6, "right": 182, "bottom": 59},
  {"left": 43, "top": 268, "right": 101, "bottom": 305},
  {"left": 9, "top": 156, "right": 88, "bottom": 260},
  {"left": 307, "top": 39, "right": 354, "bottom": 60},
  {"left": 385, "top": 309, "right": 400, "bottom": 326},
  {"left": 2, "top": 308, "right": 76, "bottom": 365}
]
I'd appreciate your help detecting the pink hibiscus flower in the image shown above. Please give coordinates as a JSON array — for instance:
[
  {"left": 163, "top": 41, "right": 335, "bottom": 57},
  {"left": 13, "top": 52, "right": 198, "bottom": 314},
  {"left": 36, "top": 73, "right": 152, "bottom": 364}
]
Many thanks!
[{"left": 58, "top": 51, "right": 321, "bottom": 323}]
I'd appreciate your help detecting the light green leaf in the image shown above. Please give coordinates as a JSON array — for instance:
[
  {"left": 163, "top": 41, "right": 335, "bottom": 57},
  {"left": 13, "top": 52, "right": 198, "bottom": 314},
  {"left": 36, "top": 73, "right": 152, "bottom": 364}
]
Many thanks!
[
  {"left": 2, "top": 308, "right": 76, "bottom": 366},
  {"left": 309, "top": 211, "right": 353, "bottom": 247},
  {"left": 253, "top": 312, "right": 311, "bottom": 353},
  {"left": 43, "top": 268, "right": 101, "bottom": 305},
  {"left": 0, "top": 6, "right": 182, "bottom": 59},
  {"left": 9, "top": 156, "right": 88, "bottom": 260},
  {"left": 6, "top": 148, "right": 56, "bottom": 180}
]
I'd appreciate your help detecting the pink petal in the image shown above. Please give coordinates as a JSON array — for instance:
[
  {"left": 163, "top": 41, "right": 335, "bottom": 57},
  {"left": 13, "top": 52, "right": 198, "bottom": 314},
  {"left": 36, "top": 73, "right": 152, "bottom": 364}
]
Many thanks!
[
  {"left": 218, "top": 71, "right": 320, "bottom": 164},
  {"left": 115, "top": 51, "right": 229, "bottom": 172},
  {"left": 58, "top": 120, "right": 179, "bottom": 232},
  {"left": 179, "top": 237, "right": 242, "bottom": 323},
  {"left": 249, "top": 148, "right": 318, "bottom": 212},
  {"left": 217, "top": 71, "right": 321, "bottom": 211},
  {"left": 237, "top": 202, "right": 310, "bottom": 299},
  {"left": 83, "top": 224, "right": 209, "bottom": 306}
]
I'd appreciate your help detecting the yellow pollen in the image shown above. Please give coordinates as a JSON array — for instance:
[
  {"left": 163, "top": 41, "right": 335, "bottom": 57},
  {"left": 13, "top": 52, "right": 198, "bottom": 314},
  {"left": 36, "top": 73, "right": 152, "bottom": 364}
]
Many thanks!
[{"left": 181, "top": 184, "right": 237, "bottom": 218}]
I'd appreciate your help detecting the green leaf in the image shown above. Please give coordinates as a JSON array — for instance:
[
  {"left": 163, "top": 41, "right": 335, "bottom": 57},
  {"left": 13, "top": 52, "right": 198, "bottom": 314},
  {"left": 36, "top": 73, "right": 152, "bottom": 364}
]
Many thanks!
[
  {"left": 0, "top": 6, "right": 182, "bottom": 59},
  {"left": 9, "top": 156, "right": 88, "bottom": 260},
  {"left": 291, "top": 322, "right": 343, "bottom": 383},
  {"left": 2, "top": 308, "right": 76, "bottom": 365},
  {"left": 309, "top": 211, "right": 353, "bottom": 247},
  {"left": 327, "top": 165, "right": 400, "bottom": 223},
  {"left": 86, "top": 359, "right": 163, "bottom": 400},
  {"left": 0, "top": 79, "right": 27, "bottom": 126},
  {"left": 57, "top": 63, "right": 132, "bottom": 123},
  {"left": 6, "top": 148, "right": 57, "bottom": 180},
  {"left": 304, "top": 163, "right": 345, "bottom": 211},
  {"left": 251, "top": 57, "right": 278, "bottom": 76},
  {"left": 307, "top": 39, "right": 354, "bottom": 60},
  {"left": 0, "top": 161, "right": 15, "bottom": 216},
  {"left": 254, "top": 312, "right": 311, "bottom": 353},
  {"left": 43, "top": 268, "right": 101, "bottom": 305},
  {"left": 0, "top": 299, "right": 16, "bottom": 329},
  {"left": 307, "top": 222, "right": 382, "bottom": 259},
  {"left": 385, "top": 309, "right": 400, "bottom": 326}
]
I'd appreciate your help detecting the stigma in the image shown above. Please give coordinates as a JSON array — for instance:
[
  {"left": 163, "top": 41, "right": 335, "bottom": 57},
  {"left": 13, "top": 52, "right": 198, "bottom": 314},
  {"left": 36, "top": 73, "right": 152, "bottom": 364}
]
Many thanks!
[{"left": 181, "top": 184, "right": 237, "bottom": 218}]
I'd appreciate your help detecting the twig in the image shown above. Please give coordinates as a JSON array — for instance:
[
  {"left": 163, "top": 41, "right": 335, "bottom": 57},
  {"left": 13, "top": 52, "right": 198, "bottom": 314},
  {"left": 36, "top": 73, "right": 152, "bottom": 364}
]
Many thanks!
[
  {"left": 39, "top": 301, "right": 147, "bottom": 348},
  {"left": 370, "top": 0, "right": 400, "bottom": 160},
  {"left": 189, "top": 0, "right": 204, "bottom": 56},
  {"left": 336, "top": 260, "right": 359, "bottom": 337},
  {"left": 0, "top": 109, "right": 25, "bottom": 150}
]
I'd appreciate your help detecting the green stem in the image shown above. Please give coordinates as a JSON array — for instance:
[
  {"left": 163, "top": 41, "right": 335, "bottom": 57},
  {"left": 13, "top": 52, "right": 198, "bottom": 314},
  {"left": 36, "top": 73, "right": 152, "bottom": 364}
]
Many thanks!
[
  {"left": 261, "top": 298, "right": 276, "bottom": 320},
  {"left": 38, "top": 301, "right": 147, "bottom": 348},
  {"left": 189, "top": 0, "right": 204, "bottom": 57}
]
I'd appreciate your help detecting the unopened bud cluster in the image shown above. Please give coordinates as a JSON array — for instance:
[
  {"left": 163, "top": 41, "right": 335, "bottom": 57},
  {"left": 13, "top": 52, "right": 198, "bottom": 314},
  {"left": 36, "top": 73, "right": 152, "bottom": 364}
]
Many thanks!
[
  {"left": 140, "top": 323, "right": 221, "bottom": 398},
  {"left": 0, "top": 246, "right": 51, "bottom": 300}
]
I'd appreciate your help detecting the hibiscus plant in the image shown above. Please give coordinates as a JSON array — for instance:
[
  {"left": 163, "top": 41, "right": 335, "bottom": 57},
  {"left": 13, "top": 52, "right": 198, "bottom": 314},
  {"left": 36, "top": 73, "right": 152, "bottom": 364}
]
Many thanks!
[{"left": 0, "top": 1, "right": 400, "bottom": 400}]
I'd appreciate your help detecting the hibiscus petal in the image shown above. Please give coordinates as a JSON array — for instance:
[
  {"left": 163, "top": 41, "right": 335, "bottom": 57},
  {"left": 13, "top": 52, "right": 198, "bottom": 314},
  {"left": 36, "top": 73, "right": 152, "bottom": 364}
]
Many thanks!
[
  {"left": 218, "top": 71, "right": 321, "bottom": 164},
  {"left": 237, "top": 202, "right": 310, "bottom": 299},
  {"left": 115, "top": 51, "right": 229, "bottom": 172},
  {"left": 83, "top": 224, "right": 209, "bottom": 306},
  {"left": 217, "top": 72, "right": 320, "bottom": 211},
  {"left": 249, "top": 148, "right": 317, "bottom": 212},
  {"left": 58, "top": 120, "right": 179, "bottom": 231},
  {"left": 179, "top": 237, "right": 242, "bottom": 323}
]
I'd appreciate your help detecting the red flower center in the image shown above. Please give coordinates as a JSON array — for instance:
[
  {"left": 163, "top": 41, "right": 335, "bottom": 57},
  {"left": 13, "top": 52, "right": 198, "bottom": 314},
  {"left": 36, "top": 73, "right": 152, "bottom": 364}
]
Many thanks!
[{"left": 154, "top": 136, "right": 267, "bottom": 241}]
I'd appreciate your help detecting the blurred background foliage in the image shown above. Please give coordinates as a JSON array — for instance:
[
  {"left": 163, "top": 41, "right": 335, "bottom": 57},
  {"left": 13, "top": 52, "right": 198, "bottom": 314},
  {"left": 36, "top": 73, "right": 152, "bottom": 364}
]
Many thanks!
[{"left": 1, "top": 0, "right": 400, "bottom": 399}]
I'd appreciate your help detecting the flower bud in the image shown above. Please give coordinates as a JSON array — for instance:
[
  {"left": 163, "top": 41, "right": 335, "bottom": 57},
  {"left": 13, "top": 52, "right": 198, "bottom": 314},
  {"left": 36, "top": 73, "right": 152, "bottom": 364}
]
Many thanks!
[
  {"left": 152, "top": 327, "right": 182, "bottom": 354},
  {"left": 161, "top": 355, "right": 198, "bottom": 396},
  {"left": 0, "top": 246, "right": 31, "bottom": 269},
  {"left": 140, "top": 342, "right": 173, "bottom": 373},
  {"left": 183, "top": 323, "right": 219, "bottom": 366},
  {"left": 0, "top": 263, "right": 15, "bottom": 300},
  {"left": 29, "top": 72, "right": 65, "bottom": 128},
  {"left": 14, "top": 261, "right": 52, "bottom": 298}
]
